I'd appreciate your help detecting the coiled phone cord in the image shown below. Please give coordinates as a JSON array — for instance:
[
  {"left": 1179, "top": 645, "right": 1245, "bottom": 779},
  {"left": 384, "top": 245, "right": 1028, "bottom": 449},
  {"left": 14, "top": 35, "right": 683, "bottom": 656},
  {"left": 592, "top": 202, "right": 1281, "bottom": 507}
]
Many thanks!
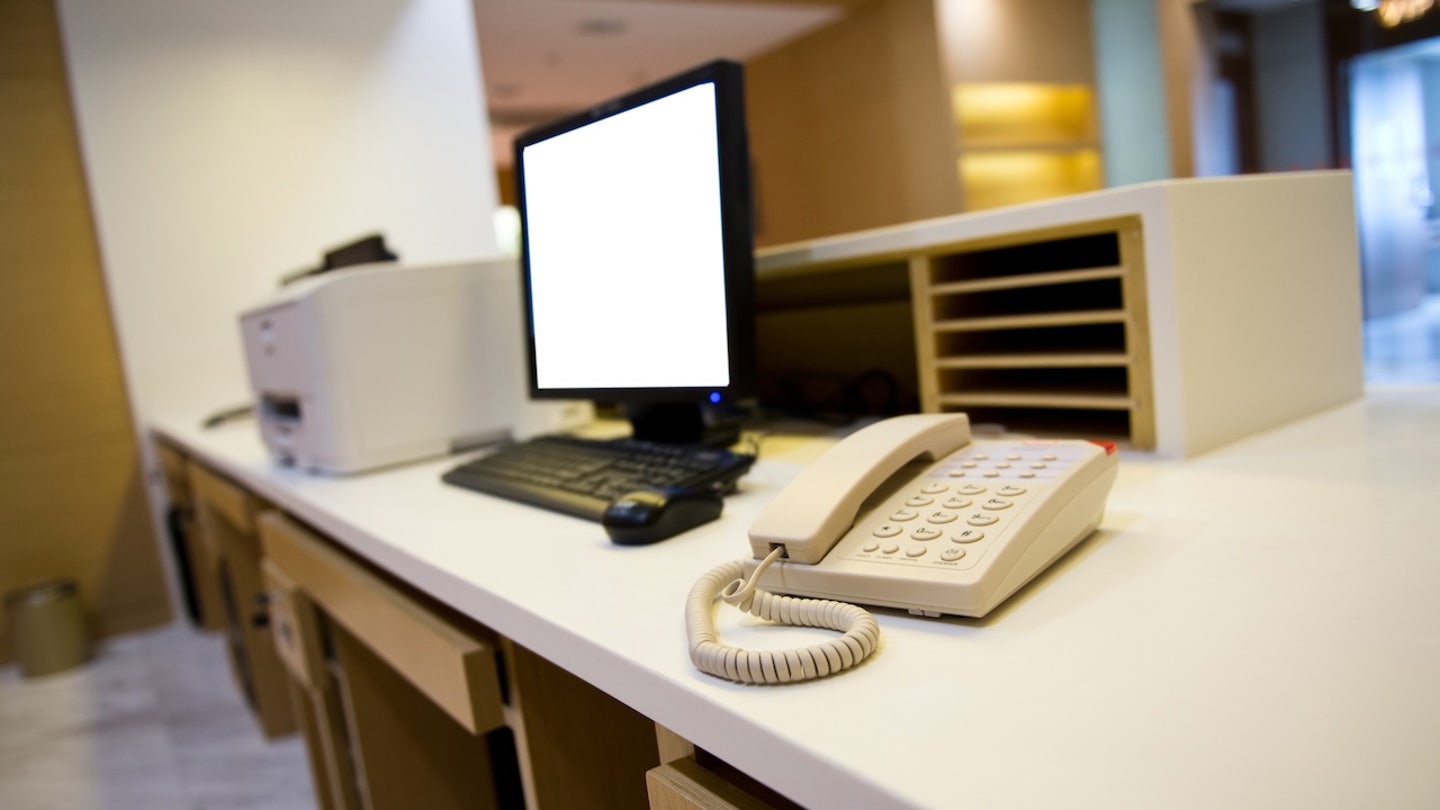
[{"left": 687, "top": 547, "right": 880, "bottom": 684}]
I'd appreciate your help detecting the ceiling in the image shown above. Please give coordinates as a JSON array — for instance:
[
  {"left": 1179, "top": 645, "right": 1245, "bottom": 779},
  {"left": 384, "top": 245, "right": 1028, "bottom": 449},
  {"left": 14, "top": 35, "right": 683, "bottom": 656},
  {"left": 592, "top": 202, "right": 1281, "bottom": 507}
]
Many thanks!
[{"left": 471, "top": 0, "right": 852, "bottom": 165}]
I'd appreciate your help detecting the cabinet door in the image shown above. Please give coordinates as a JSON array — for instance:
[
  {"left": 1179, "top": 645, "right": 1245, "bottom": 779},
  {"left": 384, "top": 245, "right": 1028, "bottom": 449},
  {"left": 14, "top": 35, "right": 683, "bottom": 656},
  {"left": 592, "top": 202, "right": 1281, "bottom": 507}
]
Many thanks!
[
  {"left": 257, "top": 511, "right": 505, "bottom": 734},
  {"left": 263, "top": 559, "right": 360, "bottom": 810},
  {"left": 259, "top": 511, "right": 516, "bottom": 810},
  {"left": 189, "top": 463, "right": 296, "bottom": 738}
]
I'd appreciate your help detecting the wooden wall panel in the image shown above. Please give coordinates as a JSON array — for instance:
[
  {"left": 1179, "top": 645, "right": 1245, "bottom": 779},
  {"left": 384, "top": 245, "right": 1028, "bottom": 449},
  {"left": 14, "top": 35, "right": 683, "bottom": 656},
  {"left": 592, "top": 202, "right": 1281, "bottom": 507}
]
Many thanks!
[
  {"left": 0, "top": 0, "right": 171, "bottom": 664},
  {"left": 745, "top": 0, "right": 963, "bottom": 247}
]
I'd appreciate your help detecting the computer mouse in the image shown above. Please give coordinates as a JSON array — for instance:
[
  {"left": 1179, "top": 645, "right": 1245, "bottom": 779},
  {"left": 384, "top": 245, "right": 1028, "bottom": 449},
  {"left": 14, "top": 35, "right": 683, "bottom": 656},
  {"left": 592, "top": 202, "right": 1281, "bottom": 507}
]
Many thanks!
[{"left": 602, "top": 487, "right": 724, "bottom": 546}]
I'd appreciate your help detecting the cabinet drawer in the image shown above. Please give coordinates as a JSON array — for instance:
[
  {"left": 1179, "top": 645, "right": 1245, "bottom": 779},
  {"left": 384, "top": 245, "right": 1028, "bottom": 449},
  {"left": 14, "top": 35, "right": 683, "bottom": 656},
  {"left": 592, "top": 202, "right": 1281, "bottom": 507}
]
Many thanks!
[
  {"left": 261, "top": 558, "right": 327, "bottom": 691},
  {"left": 257, "top": 511, "right": 504, "bottom": 735},
  {"left": 647, "top": 758, "right": 776, "bottom": 810},
  {"left": 188, "top": 462, "right": 260, "bottom": 536},
  {"left": 154, "top": 440, "right": 193, "bottom": 509}
]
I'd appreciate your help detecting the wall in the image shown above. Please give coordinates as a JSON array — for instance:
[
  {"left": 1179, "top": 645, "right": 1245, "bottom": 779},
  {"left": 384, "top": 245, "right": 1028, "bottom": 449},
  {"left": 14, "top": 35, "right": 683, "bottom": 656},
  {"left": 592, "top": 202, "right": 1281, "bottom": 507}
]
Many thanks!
[
  {"left": 0, "top": 0, "right": 171, "bottom": 662},
  {"left": 1092, "top": 0, "right": 1172, "bottom": 185},
  {"left": 56, "top": 0, "right": 501, "bottom": 423},
  {"left": 1252, "top": 1, "right": 1332, "bottom": 172},
  {"left": 745, "top": 0, "right": 962, "bottom": 246},
  {"left": 937, "top": 0, "right": 1096, "bottom": 84},
  {"left": 42, "top": 0, "right": 499, "bottom": 638},
  {"left": 1158, "top": 0, "right": 1210, "bottom": 178}
]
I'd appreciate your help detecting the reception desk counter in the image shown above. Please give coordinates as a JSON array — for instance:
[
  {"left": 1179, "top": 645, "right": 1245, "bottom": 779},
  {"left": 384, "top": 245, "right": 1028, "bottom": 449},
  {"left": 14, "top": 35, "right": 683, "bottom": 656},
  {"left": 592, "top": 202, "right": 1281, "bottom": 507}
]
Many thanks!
[{"left": 151, "top": 384, "right": 1440, "bottom": 809}]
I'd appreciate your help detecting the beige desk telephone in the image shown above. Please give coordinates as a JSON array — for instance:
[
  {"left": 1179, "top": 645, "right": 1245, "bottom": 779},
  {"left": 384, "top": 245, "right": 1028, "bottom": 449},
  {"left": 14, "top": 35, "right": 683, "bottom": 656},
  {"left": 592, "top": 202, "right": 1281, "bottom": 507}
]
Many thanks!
[{"left": 687, "top": 413, "right": 1118, "bottom": 684}]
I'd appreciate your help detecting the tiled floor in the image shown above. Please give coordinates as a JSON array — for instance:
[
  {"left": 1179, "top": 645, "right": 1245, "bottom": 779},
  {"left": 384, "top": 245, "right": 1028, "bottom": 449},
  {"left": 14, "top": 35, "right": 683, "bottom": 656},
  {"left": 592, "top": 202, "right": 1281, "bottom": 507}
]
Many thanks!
[{"left": 0, "top": 622, "right": 316, "bottom": 810}]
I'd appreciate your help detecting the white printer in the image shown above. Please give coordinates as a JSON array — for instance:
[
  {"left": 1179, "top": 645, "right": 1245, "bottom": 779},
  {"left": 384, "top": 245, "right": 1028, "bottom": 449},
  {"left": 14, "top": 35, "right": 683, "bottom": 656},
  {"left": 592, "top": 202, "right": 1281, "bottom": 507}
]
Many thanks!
[{"left": 239, "top": 257, "right": 589, "bottom": 474}]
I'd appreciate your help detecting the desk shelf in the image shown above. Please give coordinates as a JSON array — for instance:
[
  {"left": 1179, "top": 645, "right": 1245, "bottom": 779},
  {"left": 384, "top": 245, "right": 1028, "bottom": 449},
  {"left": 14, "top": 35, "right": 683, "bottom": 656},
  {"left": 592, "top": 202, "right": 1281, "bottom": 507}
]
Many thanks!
[{"left": 910, "top": 217, "right": 1154, "bottom": 446}]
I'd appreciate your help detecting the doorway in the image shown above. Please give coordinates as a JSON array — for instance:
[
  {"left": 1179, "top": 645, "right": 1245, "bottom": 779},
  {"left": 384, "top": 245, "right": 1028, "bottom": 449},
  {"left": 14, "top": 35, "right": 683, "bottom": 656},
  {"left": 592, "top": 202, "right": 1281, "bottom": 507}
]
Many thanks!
[{"left": 1350, "top": 37, "right": 1440, "bottom": 381}]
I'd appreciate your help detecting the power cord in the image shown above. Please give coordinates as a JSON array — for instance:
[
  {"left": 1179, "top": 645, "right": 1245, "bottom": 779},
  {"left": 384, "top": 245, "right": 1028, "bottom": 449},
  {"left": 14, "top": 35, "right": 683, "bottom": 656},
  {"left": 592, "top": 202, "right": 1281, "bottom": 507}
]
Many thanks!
[{"left": 686, "top": 547, "right": 880, "bottom": 684}]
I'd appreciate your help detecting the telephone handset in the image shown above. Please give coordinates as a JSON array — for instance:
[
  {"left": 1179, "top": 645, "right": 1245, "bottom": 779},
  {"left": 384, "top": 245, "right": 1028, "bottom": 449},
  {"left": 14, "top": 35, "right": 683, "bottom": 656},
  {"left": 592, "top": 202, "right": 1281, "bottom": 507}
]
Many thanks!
[
  {"left": 747, "top": 414, "right": 973, "bottom": 564},
  {"left": 687, "top": 413, "right": 1118, "bottom": 684}
]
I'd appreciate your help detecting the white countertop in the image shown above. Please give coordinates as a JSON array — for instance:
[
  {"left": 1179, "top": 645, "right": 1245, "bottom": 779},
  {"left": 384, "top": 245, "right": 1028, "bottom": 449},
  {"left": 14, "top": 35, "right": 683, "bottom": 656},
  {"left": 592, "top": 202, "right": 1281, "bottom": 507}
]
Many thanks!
[{"left": 151, "top": 384, "right": 1440, "bottom": 809}]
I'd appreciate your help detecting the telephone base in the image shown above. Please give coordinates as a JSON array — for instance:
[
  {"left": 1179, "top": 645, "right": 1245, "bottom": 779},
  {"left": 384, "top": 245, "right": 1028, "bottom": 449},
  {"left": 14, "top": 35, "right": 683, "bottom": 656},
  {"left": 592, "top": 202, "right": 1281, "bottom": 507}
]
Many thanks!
[{"left": 748, "top": 437, "right": 1118, "bottom": 619}]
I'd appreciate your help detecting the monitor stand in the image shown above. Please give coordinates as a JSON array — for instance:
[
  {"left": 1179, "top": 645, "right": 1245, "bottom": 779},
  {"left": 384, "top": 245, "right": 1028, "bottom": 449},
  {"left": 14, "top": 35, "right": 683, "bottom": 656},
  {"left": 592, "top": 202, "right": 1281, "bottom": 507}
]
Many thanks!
[{"left": 625, "top": 402, "right": 740, "bottom": 448}]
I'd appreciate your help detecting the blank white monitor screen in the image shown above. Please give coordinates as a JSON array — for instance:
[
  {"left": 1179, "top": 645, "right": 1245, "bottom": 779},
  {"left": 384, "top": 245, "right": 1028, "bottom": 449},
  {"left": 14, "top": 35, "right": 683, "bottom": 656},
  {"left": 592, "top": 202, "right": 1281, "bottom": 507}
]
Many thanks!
[{"left": 521, "top": 82, "right": 732, "bottom": 392}]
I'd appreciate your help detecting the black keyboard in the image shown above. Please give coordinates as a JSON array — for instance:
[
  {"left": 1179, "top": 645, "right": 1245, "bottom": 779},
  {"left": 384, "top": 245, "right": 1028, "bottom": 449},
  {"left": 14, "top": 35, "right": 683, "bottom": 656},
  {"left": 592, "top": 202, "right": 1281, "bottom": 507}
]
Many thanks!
[{"left": 441, "top": 434, "right": 755, "bottom": 520}]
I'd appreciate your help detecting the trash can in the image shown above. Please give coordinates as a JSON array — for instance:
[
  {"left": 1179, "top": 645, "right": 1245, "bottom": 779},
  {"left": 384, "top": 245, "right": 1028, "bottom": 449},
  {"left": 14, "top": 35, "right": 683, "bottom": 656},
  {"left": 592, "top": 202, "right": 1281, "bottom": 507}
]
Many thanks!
[{"left": 5, "top": 578, "right": 90, "bottom": 678}]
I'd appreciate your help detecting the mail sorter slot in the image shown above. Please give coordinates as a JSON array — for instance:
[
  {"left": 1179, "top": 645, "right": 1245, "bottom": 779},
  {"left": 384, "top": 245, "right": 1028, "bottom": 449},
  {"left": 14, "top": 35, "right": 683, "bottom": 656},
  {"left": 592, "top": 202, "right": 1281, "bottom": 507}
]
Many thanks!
[
  {"left": 928, "top": 276, "right": 1125, "bottom": 321},
  {"left": 923, "top": 230, "right": 1121, "bottom": 285},
  {"left": 257, "top": 511, "right": 505, "bottom": 735}
]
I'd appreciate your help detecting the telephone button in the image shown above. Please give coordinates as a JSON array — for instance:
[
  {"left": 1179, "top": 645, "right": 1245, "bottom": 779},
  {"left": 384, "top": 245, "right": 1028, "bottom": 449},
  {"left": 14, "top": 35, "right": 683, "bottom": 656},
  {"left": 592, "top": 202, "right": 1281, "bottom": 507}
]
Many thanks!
[
  {"left": 966, "top": 514, "right": 1000, "bottom": 527},
  {"left": 972, "top": 453, "right": 990, "bottom": 460},
  {"left": 906, "top": 546, "right": 927, "bottom": 558},
  {"left": 890, "top": 508, "right": 920, "bottom": 522},
  {"left": 911, "top": 527, "right": 943, "bottom": 541},
  {"left": 920, "top": 482, "right": 949, "bottom": 494},
  {"left": 982, "top": 471, "right": 1000, "bottom": 478},
  {"left": 941, "top": 547, "right": 966, "bottom": 561},
  {"left": 904, "top": 495, "right": 934, "bottom": 507},
  {"left": 982, "top": 498, "right": 1014, "bottom": 511},
  {"left": 882, "top": 543, "right": 900, "bottom": 555},
  {"left": 942, "top": 497, "right": 973, "bottom": 510},
  {"left": 863, "top": 541, "right": 880, "bottom": 553},
  {"left": 873, "top": 524, "right": 904, "bottom": 538},
  {"left": 1019, "top": 472, "right": 1036, "bottom": 479},
  {"left": 926, "top": 511, "right": 957, "bottom": 524},
  {"left": 952, "top": 529, "right": 985, "bottom": 543},
  {"left": 957, "top": 484, "right": 987, "bottom": 496},
  {"left": 997, "top": 485, "right": 1027, "bottom": 497}
]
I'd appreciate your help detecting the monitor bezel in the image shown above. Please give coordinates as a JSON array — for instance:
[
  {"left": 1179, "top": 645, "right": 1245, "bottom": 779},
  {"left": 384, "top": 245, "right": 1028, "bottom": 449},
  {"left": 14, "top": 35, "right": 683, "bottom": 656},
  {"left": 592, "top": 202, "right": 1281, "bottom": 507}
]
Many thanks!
[{"left": 512, "top": 59, "right": 756, "bottom": 415}]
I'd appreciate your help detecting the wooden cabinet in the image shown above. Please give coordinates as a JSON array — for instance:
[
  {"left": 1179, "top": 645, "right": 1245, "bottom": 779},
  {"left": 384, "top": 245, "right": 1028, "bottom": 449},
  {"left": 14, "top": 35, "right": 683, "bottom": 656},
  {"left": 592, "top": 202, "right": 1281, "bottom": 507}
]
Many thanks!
[
  {"left": 645, "top": 727, "right": 795, "bottom": 810},
  {"left": 154, "top": 440, "right": 224, "bottom": 630},
  {"left": 187, "top": 463, "right": 296, "bottom": 738},
  {"left": 953, "top": 83, "right": 1104, "bottom": 211},
  {"left": 257, "top": 509, "right": 661, "bottom": 810},
  {"left": 259, "top": 511, "right": 513, "bottom": 809}
]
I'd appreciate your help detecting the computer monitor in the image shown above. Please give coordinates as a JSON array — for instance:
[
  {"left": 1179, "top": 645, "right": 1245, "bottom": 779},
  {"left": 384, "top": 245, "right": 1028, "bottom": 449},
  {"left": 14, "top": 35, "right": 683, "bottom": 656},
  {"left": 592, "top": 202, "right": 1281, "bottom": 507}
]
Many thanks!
[{"left": 513, "top": 59, "right": 756, "bottom": 446}]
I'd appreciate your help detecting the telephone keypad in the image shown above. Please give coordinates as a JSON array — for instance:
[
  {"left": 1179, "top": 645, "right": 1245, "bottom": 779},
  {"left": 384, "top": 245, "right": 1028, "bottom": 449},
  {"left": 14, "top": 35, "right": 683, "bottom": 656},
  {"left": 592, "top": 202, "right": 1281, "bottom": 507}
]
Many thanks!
[{"left": 843, "top": 439, "right": 1098, "bottom": 572}]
